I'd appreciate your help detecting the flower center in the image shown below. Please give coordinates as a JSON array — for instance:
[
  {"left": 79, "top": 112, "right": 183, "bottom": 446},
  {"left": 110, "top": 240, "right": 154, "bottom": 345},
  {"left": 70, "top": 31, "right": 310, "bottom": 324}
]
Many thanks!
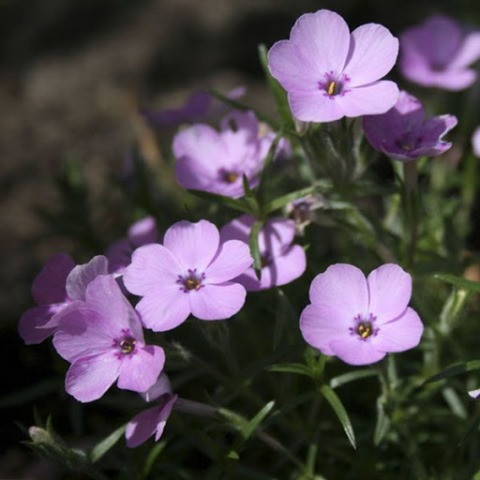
[
  {"left": 349, "top": 314, "right": 379, "bottom": 341},
  {"left": 318, "top": 72, "right": 350, "bottom": 98},
  {"left": 219, "top": 168, "right": 240, "bottom": 184},
  {"left": 120, "top": 337, "right": 136, "bottom": 354},
  {"left": 177, "top": 269, "right": 205, "bottom": 292},
  {"left": 113, "top": 329, "right": 138, "bottom": 356}
]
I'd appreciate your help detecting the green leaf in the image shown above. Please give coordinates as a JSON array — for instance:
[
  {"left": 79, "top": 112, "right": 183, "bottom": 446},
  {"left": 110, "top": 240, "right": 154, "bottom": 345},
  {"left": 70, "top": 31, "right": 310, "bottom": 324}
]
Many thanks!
[
  {"left": 89, "top": 425, "right": 126, "bottom": 463},
  {"left": 257, "top": 131, "right": 283, "bottom": 205},
  {"left": 141, "top": 441, "right": 167, "bottom": 479},
  {"left": 258, "top": 44, "right": 294, "bottom": 131},
  {"left": 264, "top": 186, "right": 318, "bottom": 214},
  {"left": 459, "top": 410, "right": 480, "bottom": 446},
  {"left": 442, "top": 387, "right": 467, "bottom": 419},
  {"left": 330, "top": 369, "right": 378, "bottom": 389},
  {"left": 249, "top": 220, "right": 264, "bottom": 278},
  {"left": 241, "top": 401, "right": 276, "bottom": 441},
  {"left": 187, "top": 189, "right": 253, "bottom": 214},
  {"left": 267, "top": 363, "right": 312, "bottom": 377},
  {"left": 425, "top": 360, "right": 480, "bottom": 384},
  {"left": 435, "top": 273, "right": 480, "bottom": 293},
  {"left": 273, "top": 289, "right": 297, "bottom": 351},
  {"left": 319, "top": 385, "right": 356, "bottom": 449},
  {"left": 373, "top": 398, "right": 391, "bottom": 446}
]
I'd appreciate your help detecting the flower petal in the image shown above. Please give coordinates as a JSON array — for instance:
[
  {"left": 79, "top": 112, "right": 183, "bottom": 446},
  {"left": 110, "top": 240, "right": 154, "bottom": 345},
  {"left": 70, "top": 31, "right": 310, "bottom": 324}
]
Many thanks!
[
  {"left": 32, "top": 253, "right": 75, "bottom": 305},
  {"left": 473, "top": 127, "right": 480, "bottom": 157},
  {"left": 125, "top": 406, "right": 161, "bottom": 448},
  {"left": 18, "top": 305, "right": 57, "bottom": 345},
  {"left": 52, "top": 306, "right": 116, "bottom": 362},
  {"left": 299, "top": 304, "right": 346, "bottom": 356},
  {"left": 308, "top": 264, "right": 369, "bottom": 320},
  {"left": 66, "top": 255, "right": 108, "bottom": 302},
  {"left": 336, "top": 81, "right": 399, "bottom": 118},
  {"left": 367, "top": 264, "right": 412, "bottom": 322},
  {"left": 65, "top": 352, "right": 121, "bottom": 402},
  {"left": 123, "top": 244, "right": 181, "bottom": 295},
  {"left": 344, "top": 23, "right": 399, "bottom": 87},
  {"left": 142, "top": 373, "right": 172, "bottom": 402},
  {"left": 268, "top": 40, "right": 323, "bottom": 92},
  {"left": 117, "top": 345, "right": 165, "bottom": 392},
  {"left": 237, "top": 244, "right": 306, "bottom": 291},
  {"left": 163, "top": 220, "right": 220, "bottom": 272},
  {"left": 128, "top": 216, "right": 158, "bottom": 247},
  {"left": 106, "top": 239, "right": 132, "bottom": 275},
  {"left": 287, "top": 90, "right": 346, "bottom": 123},
  {"left": 289, "top": 10, "right": 351, "bottom": 76},
  {"left": 85, "top": 275, "right": 134, "bottom": 331},
  {"left": 204, "top": 240, "right": 253, "bottom": 283},
  {"left": 329, "top": 336, "right": 387, "bottom": 365},
  {"left": 135, "top": 287, "right": 191, "bottom": 331},
  {"left": 189, "top": 283, "right": 246, "bottom": 320},
  {"left": 173, "top": 124, "right": 227, "bottom": 168},
  {"left": 374, "top": 307, "right": 423, "bottom": 353},
  {"left": 450, "top": 32, "right": 480, "bottom": 69}
]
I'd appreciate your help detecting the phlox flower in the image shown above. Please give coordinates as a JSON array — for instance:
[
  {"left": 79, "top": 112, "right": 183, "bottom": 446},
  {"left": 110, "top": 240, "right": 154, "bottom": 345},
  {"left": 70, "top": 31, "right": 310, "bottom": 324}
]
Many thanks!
[
  {"left": 106, "top": 216, "right": 158, "bottom": 276},
  {"left": 400, "top": 15, "right": 480, "bottom": 91},
  {"left": 363, "top": 91, "right": 457, "bottom": 161},
  {"left": 53, "top": 275, "right": 165, "bottom": 402},
  {"left": 472, "top": 127, "right": 480, "bottom": 157},
  {"left": 220, "top": 215, "right": 306, "bottom": 291},
  {"left": 173, "top": 110, "right": 282, "bottom": 198},
  {"left": 123, "top": 219, "right": 253, "bottom": 331},
  {"left": 267, "top": 9, "right": 399, "bottom": 122},
  {"left": 125, "top": 374, "right": 177, "bottom": 448},
  {"left": 18, "top": 254, "right": 108, "bottom": 344},
  {"left": 300, "top": 264, "right": 423, "bottom": 366}
]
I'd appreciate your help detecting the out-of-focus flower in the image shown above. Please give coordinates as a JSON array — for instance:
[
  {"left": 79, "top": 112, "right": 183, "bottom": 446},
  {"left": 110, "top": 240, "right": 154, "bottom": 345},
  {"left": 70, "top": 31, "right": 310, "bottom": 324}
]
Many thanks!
[
  {"left": 125, "top": 374, "right": 177, "bottom": 448},
  {"left": 472, "top": 127, "right": 480, "bottom": 157},
  {"left": 106, "top": 216, "right": 159, "bottom": 276},
  {"left": 400, "top": 15, "right": 480, "bottom": 90},
  {"left": 53, "top": 275, "right": 165, "bottom": 402},
  {"left": 221, "top": 215, "right": 306, "bottom": 291},
  {"left": 363, "top": 91, "right": 457, "bottom": 161},
  {"left": 300, "top": 263, "right": 423, "bottom": 365},
  {"left": 18, "top": 254, "right": 108, "bottom": 344},
  {"left": 123, "top": 220, "right": 253, "bottom": 331},
  {"left": 285, "top": 194, "right": 324, "bottom": 235},
  {"left": 142, "top": 87, "right": 245, "bottom": 128},
  {"left": 173, "top": 110, "right": 285, "bottom": 198},
  {"left": 268, "top": 9, "right": 399, "bottom": 122}
]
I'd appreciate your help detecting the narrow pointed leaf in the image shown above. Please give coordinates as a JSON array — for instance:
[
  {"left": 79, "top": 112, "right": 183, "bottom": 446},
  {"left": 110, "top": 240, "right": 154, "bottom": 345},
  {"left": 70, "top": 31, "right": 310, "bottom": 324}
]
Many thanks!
[
  {"left": 187, "top": 189, "right": 253, "bottom": 214},
  {"left": 267, "top": 363, "right": 312, "bottom": 377},
  {"left": 89, "top": 425, "right": 126, "bottom": 463},
  {"left": 435, "top": 273, "right": 480, "bottom": 293},
  {"left": 241, "top": 401, "right": 275, "bottom": 440},
  {"left": 264, "top": 186, "right": 318, "bottom": 214},
  {"left": 425, "top": 360, "right": 480, "bottom": 384},
  {"left": 249, "top": 220, "right": 263, "bottom": 278},
  {"left": 320, "top": 385, "right": 356, "bottom": 449},
  {"left": 330, "top": 369, "right": 378, "bottom": 389}
]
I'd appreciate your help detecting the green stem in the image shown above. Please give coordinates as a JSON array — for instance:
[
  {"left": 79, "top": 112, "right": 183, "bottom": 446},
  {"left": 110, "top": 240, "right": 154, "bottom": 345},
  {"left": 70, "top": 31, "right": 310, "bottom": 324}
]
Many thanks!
[{"left": 403, "top": 160, "right": 419, "bottom": 269}]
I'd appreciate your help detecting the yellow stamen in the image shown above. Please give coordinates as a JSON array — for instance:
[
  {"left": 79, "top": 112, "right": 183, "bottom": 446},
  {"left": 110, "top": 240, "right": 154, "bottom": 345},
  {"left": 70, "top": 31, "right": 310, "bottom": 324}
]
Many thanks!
[
  {"left": 225, "top": 172, "right": 239, "bottom": 183},
  {"left": 357, "top": 322, "right": 373, "bottom": 339},
  {"left": 327, "top": 81, "right": 336, "bottom": 96}
]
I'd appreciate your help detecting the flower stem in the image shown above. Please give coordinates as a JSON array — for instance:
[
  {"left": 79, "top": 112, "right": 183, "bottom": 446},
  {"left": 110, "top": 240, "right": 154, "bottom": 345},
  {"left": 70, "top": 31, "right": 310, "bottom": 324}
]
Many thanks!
[{"left": 403, "top": 160, "right": 419, "bottom": 269}]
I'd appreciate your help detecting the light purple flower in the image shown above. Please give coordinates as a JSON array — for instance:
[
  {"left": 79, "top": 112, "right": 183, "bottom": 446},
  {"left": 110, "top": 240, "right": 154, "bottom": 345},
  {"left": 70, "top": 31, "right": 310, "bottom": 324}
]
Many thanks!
[
  {"left": 125, "top": 374, "right": 177, "bottom": 448},
  {"left": 106, "top": 216, "right": 159, "bottom": 276},
  {"left": 300, "top": 264, "right": 423, "bottom": 366},
  {"left": 363, "top": 91, "right": 458, "bottom": 161},
  {"left": 220, "top": 215, "right": 306, "bottom": 291},
  {"left": 142, "top": 87, "right": 245, "bottom": 128},
  {"left": 18, "top": 254, "right": 108, "bottom": 344},
  {"left": 123, "top": 220, "right": 253, "bottom": 331},
  {"left": 400, "top": 15, "right": 480, "bottom": 91},
  {"left": 173, "top": 110, "right": 280, "bottom": 198},
  {"left": 472, "top": 127, "right": 480, "bottom": 157},
  {"left": 267, "top": 9, "right": 399, "bottom": 122},
  {"left": 52, "top": 275, "right": 165, "bottom": 402}
]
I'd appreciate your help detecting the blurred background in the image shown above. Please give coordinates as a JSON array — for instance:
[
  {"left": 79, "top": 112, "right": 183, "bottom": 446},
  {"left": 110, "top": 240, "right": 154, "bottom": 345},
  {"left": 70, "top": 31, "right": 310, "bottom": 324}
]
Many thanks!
[{"left": 1, "top": 0, "right": 478, "bottom": 477}]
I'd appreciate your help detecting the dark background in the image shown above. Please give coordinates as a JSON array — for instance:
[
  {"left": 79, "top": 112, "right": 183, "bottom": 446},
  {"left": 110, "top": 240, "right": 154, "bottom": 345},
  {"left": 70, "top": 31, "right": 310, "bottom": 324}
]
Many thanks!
[{"left": 1, "top": 0, "right": 478, "bottom": 477}]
